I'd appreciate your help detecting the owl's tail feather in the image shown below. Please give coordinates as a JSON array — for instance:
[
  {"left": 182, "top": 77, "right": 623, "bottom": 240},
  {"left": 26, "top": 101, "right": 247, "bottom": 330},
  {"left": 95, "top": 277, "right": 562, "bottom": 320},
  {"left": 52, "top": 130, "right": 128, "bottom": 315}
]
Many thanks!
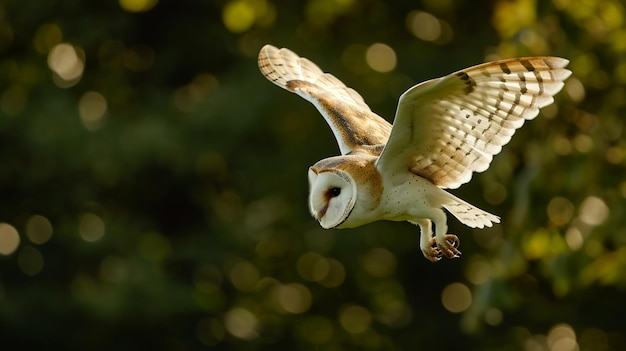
[{"left": 442, "top": 193, "right": 500, "bottom": 229}]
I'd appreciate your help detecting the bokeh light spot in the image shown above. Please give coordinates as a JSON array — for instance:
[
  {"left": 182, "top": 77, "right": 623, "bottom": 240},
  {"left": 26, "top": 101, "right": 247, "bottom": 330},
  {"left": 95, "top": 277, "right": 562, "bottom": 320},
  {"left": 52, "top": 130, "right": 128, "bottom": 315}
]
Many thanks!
[
  {"left": 224, "top": 307, "right": 259, "bottom": 340},
  {"left": 584, "top": 239, "right": 604, "bottom": 258},
  {"left": 579, "top": 328, "right": 607, "bottom": 351},
  {"left": 79, "top": 91, "right": 108, "bottom": 131},
  {"left": 573, "top": 134, "right": 593, "bottom": 153},
  {"left": 492, "top": 0, "right": 536, "bottom": 38},
  {"left": 222, "top": 0, "right": 256, "bottom": 33},
  {"left": 377, "top": 299, "right": 413, "bottom": 328},
  {"left": 483, "top": 182, "right": 507, "bottom": 205},
  {"left": 33, "top": 23, "right": 62, "bottom": 54},
  {"left": 25, "top": 215, "right": 53, "bottom": 245},
  {"left": 229, "top": 260, "right": 260, "bottom": 292},
  {"left": 296, "top": 252, "right": 329, "bottom": 281},
  {"left": 465, "top": 256, "right": 491, "bottom": 285},
  {"left": 523, "top": 229, "right": 552, "bottom": 260},
  {"left": 547, "top": 323, "right": 578, "bottom": 351},
  {"left": 441, "top": 282, "right": 472, "bottom": 313},
  {"left": 342, "top": 44, "right": 368, "bottom": 75},
  {"left": 485, "top": 308, "right": 503, "bottom": 326},
  {"left": 605, "top": 146, "right": 624, "bottom": 165},
  {"left": 317, "top": 258, "right": 346, "bottom": 288},
  {"left": 17, "top": 245, "right": 44, "bottom": 276},
  {"left": 519, "top": 29, "right": 548, "bottom": 54},
  {"left": 47, "top": 43, "right": 84, "bottom": 87},
  {"left": 0, "top": 223, "right": 20, "bottom": 256},
  {"left": 565, "top": 77, "right": 586, "bottom": 103},
  {"left": 553, "top": 135, "right": 573, "bottom": 155},
  {"left": 565, "top": 227, "right": 584, "bottom": 250},
  {"left": 305, "top": 0, "right": 354, "bottom": 27},
  {"left": 297, "top": 252, "right": 329, "bottom": 282},
  {"left": 119, "top": 0, "right": 158, "bottom": 12},
  {"left": 362, "top": 247, "right": 396, "bottom": 277},
  {"left": 275, "top": 283, "right": 312, "bottom": 314},
  {"left": 406, "top": 11, "right": 441, "bottom": 42},
  {"left": 244, "top": 200, "right": 283, "bottom": 227},
  {"left": 296, "top": 252, "right": 346, "bottom": 288},
  {"left": 48, "top": 43, "right": 84, "bottom": 81},
  {"left": 578, "top": 196, "right": 609, "bottom": 226},
  {"left": 547, "top": 196, "right": 575, "bottom": 226},
  {"left": 365, "top": 43, "right": 397, "bottom": 73},
  {"left": 79, "top": 213, "right": 105, "bottom": 242},
  {"left": 339, "top": 304, "right": 372, "bottom": 334}
]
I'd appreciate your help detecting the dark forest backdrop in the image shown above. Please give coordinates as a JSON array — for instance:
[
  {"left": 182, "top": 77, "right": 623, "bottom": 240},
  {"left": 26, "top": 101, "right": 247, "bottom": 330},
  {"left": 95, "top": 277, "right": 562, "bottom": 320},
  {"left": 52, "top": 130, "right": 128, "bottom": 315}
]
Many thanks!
[{"left": 0, "top": 0, "right": 624, "bottom": 350}]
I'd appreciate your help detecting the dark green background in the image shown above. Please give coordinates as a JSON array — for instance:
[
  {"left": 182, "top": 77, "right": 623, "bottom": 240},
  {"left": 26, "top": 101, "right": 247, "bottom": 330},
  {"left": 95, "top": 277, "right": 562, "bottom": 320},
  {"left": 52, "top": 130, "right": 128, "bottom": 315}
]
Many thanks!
[{"left": 0, "top": 0, "right": 623, "bottom": 350}]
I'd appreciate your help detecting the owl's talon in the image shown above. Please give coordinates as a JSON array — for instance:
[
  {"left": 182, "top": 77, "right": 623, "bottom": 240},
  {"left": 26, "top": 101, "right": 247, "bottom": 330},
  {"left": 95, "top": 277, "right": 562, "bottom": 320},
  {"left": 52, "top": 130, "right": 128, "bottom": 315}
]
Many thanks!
[
  {"left": 446, "top": 234, "right": 460, "bottom": 248},
  {"left": 421, "top": 238, "right": 441, "bottom": 262},
  {"left": 422, "top": 248, "right": 441, "bottom": 263},
  {"left": 436, "top": 234, "right": 461, "bottom": 259}
]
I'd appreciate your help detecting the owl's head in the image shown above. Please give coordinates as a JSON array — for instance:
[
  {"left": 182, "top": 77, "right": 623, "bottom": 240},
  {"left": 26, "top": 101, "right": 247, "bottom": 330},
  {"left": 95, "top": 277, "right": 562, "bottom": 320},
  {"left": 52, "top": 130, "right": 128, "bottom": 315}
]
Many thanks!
[{"left": 307, "top": 167, "right": 357, "bottom": 229}]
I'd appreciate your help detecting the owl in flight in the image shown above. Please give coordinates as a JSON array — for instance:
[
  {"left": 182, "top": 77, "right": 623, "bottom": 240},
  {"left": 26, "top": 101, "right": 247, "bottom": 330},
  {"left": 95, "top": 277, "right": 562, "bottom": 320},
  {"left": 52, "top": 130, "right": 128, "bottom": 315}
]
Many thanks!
[{"left": 258, "top": 44, "right": 570, "bottom": 262}]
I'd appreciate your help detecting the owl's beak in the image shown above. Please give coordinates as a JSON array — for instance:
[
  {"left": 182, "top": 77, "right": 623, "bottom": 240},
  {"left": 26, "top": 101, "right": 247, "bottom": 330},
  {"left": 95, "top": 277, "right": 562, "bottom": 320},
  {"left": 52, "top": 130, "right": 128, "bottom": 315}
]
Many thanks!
[{"left": 316, "top": 203, "right": 328, "bottom": 221}]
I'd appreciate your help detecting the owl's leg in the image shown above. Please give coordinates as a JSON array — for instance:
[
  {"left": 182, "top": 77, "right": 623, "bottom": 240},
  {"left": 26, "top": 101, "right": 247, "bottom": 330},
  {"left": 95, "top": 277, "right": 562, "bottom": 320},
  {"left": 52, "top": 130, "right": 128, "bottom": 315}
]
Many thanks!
[
  {"left": 430, "top": 209, "right": 461, "bottom": 259},
  {"left": 411, "top": 210, "right": 461, "bottom": 262},
  {"left": 411, "top": 218, "right": 440, "bottom": 262}
]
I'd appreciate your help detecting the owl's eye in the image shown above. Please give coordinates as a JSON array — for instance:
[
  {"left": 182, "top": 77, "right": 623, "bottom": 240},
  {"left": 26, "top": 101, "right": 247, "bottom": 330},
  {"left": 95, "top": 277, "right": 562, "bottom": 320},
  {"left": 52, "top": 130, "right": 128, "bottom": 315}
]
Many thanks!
[{"left": 328, "top": 187, "right": 341, "bottom": 197}]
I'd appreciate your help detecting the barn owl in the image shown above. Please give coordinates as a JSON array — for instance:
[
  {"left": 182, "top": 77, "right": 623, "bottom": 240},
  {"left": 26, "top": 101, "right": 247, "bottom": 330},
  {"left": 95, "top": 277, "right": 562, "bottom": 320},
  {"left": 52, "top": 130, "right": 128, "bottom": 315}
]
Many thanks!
[{"left": 258, "top": 44, "right": 570, "bottom": 262}]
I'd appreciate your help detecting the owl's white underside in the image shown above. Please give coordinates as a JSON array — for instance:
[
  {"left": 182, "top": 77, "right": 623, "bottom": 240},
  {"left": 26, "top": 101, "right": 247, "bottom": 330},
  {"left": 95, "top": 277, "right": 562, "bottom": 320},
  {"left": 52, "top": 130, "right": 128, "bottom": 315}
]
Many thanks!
[
  {"left": 338, "top": 171, "right": 494, "bottom": 229},
  {"left": 258, "top": 44, "right": 571, "bottom": 262}
]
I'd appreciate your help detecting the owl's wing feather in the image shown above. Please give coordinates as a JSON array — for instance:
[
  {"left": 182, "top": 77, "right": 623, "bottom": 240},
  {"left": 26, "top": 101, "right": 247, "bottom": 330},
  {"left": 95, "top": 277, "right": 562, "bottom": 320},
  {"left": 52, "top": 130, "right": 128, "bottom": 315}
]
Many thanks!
[
  {"left": 258, "top": 45, "right": 392, "bottom": 155},
  {"left": 376, "top": 57, "right": 571, "bottom": 189}
]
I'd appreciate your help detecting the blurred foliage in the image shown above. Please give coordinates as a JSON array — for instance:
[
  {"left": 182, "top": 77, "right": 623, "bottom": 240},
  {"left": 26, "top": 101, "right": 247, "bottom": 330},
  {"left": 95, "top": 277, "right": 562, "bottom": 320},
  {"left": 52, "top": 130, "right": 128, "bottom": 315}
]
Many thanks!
[{"left": 0, "top": 0, "right": 624, "bottom": 350}]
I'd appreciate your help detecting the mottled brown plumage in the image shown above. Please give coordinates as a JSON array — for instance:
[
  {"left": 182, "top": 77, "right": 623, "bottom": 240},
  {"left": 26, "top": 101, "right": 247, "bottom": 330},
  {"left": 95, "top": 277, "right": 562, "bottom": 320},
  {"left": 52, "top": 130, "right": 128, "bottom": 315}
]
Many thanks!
[{"left": 258, "top": 45, "right": 391, "bottom": 156}]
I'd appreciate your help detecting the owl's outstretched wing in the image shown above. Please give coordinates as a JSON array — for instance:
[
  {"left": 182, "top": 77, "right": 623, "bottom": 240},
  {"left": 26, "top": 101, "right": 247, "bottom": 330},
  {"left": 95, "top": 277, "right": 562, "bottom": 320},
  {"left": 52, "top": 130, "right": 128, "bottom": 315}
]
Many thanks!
[
  {"left": 376, "top": 57, "right": 571, "bottom": 189},
  {"left": 258, "top": 45, "right": 392, "bottom": 156}
]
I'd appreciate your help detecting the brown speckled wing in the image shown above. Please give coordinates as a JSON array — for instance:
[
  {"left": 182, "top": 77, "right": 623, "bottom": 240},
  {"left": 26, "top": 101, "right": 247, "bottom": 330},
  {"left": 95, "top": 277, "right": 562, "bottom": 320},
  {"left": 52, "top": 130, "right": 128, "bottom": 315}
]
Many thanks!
[
  {"left": 376, "top": 56, "right": 571, "bottom": 189},
  {"left": 258, "top": 45, "right": 392, "bottom": 156}
]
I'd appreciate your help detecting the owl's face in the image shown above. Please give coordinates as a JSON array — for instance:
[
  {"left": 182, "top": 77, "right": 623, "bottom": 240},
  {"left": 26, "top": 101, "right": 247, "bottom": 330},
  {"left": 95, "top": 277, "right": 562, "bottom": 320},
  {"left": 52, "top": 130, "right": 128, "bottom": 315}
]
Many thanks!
[{"left": 308, "top": 168, "right": 356, "bottom": 229}]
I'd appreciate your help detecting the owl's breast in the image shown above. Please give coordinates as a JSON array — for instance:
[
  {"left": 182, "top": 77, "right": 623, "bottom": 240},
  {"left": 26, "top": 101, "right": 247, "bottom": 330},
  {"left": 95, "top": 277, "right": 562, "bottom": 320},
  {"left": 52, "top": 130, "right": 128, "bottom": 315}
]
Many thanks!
[{"left": 376, "top": 174, "right": 447, "bottom": 222}]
